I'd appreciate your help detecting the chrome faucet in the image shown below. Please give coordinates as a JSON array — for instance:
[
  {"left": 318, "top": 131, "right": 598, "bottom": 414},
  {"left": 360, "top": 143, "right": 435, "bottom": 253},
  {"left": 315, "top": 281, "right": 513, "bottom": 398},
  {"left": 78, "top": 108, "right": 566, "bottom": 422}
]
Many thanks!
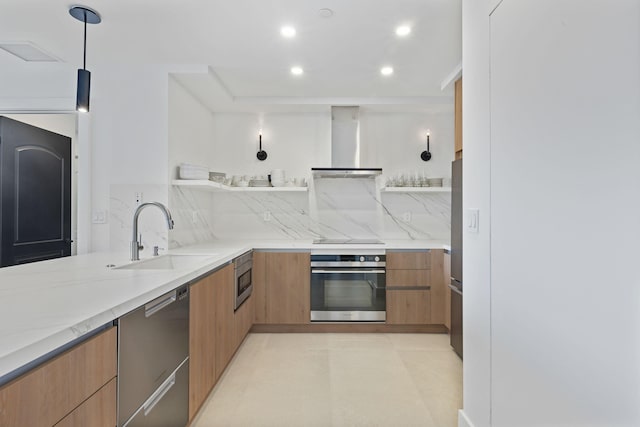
[{"left": 131, "top": 202, "right": 174, "bottom": 261}]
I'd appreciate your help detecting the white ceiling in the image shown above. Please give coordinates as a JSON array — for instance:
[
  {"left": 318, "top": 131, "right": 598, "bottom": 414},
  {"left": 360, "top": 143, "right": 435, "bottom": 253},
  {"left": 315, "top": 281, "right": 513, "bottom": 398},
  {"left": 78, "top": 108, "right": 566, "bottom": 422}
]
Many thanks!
[{"left": 0, "top": 0, "right": 461, "bottom": 112}]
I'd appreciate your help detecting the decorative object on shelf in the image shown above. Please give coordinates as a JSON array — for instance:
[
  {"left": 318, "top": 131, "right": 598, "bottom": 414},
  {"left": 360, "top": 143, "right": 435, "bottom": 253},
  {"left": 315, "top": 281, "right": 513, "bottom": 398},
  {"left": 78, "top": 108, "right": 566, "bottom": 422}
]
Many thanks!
[
  {"left": 256, "top": 129, "right": 268, "bottom": 161},
  {"left": 420, "top": 130, "right": 432, "bottom": 162},
  {"left": 179, "top": 163, "right": 209, "bottom": 180},
  {"left": 69, "top": 6, "right": 101, "bottom": 113}
]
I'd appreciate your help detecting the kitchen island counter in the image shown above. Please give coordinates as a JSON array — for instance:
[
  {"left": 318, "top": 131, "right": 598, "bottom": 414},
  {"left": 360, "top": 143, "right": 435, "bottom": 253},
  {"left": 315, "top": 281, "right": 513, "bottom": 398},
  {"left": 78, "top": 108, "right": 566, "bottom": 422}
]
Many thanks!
[{"left": 0, "top": 239, "right": 448, "bottom": 382}]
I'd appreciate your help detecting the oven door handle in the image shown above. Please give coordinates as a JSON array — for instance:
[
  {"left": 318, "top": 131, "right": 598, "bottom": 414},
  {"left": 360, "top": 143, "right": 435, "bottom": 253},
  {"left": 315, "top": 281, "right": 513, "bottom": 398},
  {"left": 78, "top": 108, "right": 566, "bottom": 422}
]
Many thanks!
[{"left": 311, "top": 269, "right": 386, "bottom": 274}]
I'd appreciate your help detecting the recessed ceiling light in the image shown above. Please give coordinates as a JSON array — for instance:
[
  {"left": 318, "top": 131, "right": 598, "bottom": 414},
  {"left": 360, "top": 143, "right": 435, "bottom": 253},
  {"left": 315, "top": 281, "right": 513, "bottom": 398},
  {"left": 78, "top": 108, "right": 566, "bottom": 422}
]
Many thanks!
[
  {"left": 396, "top": 25, "right": 411, "bottom": 37},
  {"left": 291, "top": 66, "right": 304, "bottom": 76},
  {"left": 281, "top": 26, "right": 296, "bottom": 38},
  {"left": 380, "top": 66, "right": 394, "bottom": 76}
]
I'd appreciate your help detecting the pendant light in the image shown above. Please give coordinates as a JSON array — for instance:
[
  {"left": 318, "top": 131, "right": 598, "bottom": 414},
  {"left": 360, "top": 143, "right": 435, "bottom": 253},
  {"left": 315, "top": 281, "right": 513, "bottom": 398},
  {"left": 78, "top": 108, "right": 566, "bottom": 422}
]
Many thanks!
[{"left": 69, "top": 6, "right": 101, "bottom": 113}]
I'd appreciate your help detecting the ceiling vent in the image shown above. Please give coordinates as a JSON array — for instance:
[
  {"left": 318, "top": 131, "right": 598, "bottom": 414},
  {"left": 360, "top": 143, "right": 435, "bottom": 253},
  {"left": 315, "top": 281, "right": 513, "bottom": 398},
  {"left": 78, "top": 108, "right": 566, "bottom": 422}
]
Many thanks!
[{"left": 0, "top": 42, "right": 60, "bottom": 62}]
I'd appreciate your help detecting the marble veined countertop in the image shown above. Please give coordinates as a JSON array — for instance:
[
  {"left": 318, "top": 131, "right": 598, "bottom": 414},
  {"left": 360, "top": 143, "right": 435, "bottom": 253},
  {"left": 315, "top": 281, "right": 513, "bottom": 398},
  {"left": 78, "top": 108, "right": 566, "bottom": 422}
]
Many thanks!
[{"left": 0, "top": 239, "right": 449, "bottom": 382}]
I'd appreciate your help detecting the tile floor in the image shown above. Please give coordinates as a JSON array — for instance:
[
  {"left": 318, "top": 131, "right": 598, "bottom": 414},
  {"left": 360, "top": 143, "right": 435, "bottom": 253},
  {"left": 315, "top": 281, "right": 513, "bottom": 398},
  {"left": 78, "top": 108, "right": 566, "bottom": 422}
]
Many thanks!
[{"left": 192, "top": 333, "right": 462, "bottom": 427}]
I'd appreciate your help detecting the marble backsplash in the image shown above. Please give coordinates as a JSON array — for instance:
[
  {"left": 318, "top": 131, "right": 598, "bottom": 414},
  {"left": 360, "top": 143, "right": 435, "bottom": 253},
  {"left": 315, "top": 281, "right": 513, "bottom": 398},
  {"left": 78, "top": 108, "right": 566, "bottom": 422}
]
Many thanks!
[{"left": 168, "top": 178, "right": 450, "bottom": 247}]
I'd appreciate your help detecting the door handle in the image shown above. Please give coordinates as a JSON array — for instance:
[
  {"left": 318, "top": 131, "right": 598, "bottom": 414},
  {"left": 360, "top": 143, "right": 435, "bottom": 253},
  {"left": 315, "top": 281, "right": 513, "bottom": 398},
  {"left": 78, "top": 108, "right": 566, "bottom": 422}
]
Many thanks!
[
  {"left": 145, "top": 291, "right": 177, "bottom": 317},
  {"left": 448, "top": 284, "right": 463, "bottom": 295}
]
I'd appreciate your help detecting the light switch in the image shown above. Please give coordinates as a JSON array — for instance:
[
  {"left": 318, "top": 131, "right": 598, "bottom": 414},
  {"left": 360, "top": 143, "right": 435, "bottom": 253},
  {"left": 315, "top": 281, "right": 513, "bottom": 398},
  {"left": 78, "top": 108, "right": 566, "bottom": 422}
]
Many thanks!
[
  {"left": 92, "top": 210, "right": 107, "bottom": 224},
  {"left": 467, "top": 208, "right": 479, "bottom": 233},
  {"left": 263, "top": 211, "right": 272, "bottom": 221}
]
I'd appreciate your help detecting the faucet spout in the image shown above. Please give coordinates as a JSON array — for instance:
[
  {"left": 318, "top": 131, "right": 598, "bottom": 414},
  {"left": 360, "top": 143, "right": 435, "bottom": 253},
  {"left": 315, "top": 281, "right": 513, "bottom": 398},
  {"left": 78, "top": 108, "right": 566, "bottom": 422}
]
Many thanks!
[{"left": 131, "top": 202, "right": 174, "bottom": 261}]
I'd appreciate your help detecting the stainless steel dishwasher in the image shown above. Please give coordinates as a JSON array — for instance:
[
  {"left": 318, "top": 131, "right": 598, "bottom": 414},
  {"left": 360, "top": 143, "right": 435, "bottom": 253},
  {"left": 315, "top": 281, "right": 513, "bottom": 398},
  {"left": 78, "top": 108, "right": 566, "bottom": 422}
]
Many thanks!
[{"left": 118, "top": 285, "right": 189, "bottom": 427}]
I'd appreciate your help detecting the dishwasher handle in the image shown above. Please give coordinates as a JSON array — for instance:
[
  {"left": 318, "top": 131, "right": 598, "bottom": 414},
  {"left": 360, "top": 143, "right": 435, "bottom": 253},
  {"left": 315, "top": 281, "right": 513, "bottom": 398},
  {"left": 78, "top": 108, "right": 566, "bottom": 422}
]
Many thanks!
[
  {"left": 143, "top": 371, "right": 176, "bottom": 416},
  {"left": 145, "top": 290, "right": 177, "bottom": 317}
]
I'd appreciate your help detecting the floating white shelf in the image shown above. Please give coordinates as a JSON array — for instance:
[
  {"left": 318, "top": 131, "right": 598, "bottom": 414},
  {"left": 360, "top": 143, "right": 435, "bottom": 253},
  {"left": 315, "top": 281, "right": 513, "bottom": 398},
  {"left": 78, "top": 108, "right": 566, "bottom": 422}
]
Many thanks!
[
  {"left": 381, "top": 187, "right": 452, "bottom": 193},
  {"left": 172, "top": 180, "right": 309, "bottom": 192}
]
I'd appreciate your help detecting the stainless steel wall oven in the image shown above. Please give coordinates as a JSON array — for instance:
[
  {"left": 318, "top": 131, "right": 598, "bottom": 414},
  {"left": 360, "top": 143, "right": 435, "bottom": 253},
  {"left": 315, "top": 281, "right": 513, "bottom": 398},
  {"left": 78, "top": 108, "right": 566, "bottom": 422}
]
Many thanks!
[{"left": 310, "top": 252, "right": 386, "bottom": 322}]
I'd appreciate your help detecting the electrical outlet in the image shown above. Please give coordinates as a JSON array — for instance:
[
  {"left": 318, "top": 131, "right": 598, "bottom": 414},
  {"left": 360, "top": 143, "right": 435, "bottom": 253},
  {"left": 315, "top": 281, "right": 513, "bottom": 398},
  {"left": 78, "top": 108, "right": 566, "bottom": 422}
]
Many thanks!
[
  {"left": 134, "top": 192, "right": 143, "bottom": 206},
  {"left": 192, "top": 211, "right": 198, "bottom": 224},
  {"left": 402, "top": 212, "right": 412, "bottom": 222},
  {"left": 263, "top": 211, "right": 271, "bottom": 221}
]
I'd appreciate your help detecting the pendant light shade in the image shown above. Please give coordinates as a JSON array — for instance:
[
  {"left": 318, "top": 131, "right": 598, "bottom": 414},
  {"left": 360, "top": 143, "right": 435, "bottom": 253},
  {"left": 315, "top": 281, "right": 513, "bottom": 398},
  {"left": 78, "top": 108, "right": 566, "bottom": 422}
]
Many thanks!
[
  {"left": 69, "top": 6, "right": 101, "bottom": 113},
  {"left": 76, "top": 69, "right": 91, "bottom": 113}
]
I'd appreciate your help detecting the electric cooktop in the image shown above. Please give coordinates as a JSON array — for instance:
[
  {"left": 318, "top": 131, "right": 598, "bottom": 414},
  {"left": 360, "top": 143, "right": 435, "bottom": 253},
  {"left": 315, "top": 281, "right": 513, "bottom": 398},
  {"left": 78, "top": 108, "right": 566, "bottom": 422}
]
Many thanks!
[{"left": 312, "top": 239, "right": 384, "bottom": 245}]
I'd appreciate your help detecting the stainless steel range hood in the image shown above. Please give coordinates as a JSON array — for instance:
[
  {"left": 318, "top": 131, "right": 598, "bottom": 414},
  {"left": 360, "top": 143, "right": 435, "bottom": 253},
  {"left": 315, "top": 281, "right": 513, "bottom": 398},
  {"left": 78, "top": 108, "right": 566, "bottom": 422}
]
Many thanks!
[{"left": 312, "top": 106, "right": 382, "bottom": 178}]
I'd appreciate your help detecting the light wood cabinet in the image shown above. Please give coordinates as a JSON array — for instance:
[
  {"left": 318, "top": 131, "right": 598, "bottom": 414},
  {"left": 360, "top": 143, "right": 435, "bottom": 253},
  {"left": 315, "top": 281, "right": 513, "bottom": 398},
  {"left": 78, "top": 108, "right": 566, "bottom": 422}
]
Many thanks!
[
  {"left": 0, "top": 327, "right": 117, "bottom": 427},
  {"left": 234, "top": 295, "right": 254, "bottom": 349},
  {"left": 266, "top": 252, "right": 310, "bottom": 324},
  {"left": 254, "top": 252, "right": 310, "bottom": 325},
  {"left": 252, "top": 251, "right": 267, "bottom": 324},
  {"left": 386, "top": 250, "right": 447, "bottom": 325},
  {"left": 189, "top": 269, "right": 219, "bottom": 419},
  {"left": 387, "top": 290, "right": 431, "bottom": 324},
  {"left": 214, "top": 264, "right": 235, "bottom": 381},
  {"left": 190, "top": 262, "right": 254, "bottom": 421},
  {"left": 54, "top": 378, "right": 116, "bottom": 427},
  {"left": 387, "top": 251, "right": 431, "bottom": 270},
  {"left": 386, "top": 269, "right": 431, "bottom": 287}
]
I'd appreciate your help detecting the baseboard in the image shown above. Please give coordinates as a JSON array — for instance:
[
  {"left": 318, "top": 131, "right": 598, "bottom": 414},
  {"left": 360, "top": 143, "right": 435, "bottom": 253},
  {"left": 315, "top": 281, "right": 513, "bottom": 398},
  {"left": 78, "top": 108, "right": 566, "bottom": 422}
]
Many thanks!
[
  {"left": 458, "top": 409, "right": 475, "bottom": 427},
  {"left": 251, "top": 323, "right": 448, "bottom": 333}
]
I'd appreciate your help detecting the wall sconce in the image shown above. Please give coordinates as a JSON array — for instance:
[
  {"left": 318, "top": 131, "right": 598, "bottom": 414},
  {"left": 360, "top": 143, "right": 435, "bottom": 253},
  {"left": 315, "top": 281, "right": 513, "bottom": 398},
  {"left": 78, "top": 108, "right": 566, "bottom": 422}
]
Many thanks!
[
  {"left": 421, "top": 130, "right": 432, "bottom": 161},
  {"left": 69, "top": 6, "right": 101, "bottom": 113},
  {"left": 256, "top": 130, "right": 268, "bottom": 161}
]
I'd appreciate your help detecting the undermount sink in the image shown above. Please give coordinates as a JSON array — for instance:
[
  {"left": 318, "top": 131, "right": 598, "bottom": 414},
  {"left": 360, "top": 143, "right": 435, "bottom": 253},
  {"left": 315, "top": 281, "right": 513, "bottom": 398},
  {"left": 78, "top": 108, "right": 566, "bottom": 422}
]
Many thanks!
[{"left": 115, "top": 254, "right": 217, "bottom": 270}]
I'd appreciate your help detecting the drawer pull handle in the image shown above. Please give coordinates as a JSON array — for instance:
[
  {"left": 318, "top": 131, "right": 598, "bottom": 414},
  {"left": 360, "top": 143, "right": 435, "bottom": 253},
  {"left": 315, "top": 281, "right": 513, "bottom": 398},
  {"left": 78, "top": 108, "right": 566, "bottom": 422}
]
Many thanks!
[{"left": 143, "top": 372, "right": 176, "bottom": 416}]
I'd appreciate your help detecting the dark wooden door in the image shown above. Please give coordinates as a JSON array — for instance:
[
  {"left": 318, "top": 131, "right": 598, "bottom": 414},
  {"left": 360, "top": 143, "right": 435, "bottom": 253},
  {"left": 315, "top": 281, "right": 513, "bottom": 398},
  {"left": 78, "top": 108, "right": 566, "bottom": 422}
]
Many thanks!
[{"left": 0, "top": 116, "right": 72, "bottom": 267}]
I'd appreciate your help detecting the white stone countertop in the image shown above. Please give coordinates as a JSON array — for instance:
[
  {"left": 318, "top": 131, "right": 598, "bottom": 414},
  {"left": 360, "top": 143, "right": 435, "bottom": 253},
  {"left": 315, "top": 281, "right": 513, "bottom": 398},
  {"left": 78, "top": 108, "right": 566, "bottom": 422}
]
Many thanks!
[{"left": 0, "top": 239, "right": 449, "bottom": 381}]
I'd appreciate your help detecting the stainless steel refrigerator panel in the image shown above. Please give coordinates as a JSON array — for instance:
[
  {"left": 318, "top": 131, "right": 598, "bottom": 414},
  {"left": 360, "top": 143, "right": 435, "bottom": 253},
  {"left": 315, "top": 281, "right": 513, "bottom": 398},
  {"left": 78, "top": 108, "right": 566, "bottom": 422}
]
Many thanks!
[
  {"left": 122, "top": 358, "right": 189, "bottom": 427},
  {"left": 449, "top": 279, "right": 463, "bottom": 359},
  {"left": 118, "top": 286, "right": 189, "bottom": 426},
  {"left": 451, "top": 158, "right": 463, "bottom": 283}
]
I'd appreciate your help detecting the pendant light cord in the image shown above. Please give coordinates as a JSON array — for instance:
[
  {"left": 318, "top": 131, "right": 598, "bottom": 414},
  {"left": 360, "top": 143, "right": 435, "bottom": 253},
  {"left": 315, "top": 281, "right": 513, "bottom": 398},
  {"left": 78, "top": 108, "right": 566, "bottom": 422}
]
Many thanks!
[{"left": 83, "top": 11, "right": 87, "bottom": 70}]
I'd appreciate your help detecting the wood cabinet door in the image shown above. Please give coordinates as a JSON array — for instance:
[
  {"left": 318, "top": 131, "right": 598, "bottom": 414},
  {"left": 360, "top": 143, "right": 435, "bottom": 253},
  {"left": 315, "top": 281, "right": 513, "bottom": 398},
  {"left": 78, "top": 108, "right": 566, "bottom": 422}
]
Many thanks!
[
  {"left": 0, "top": 327, "right": 116, "bottom": 427},
  {"left": 214, "top": 264, "right": 236, "bottom": 380},
  {"left": 252, "top": 251, "right": 267, "bottom": 324},
  {"left": 54, "top": 378, "right": 116, "bottom": 427},
  {"left": 265, "top": 252, "right": 310, "bottom": 324},
  {"left": 189, "top": 272, "right": 217, "bottom": 420},
  {"left": 234, "top": 295, "right": 254, "bottom": 349},
  {"left": 386, "top": 290, "right": 431, "bottom": 325},
  {"left": 429, "top": 250, "right": 446, "bottom": 325},
  {"left": 387, "top": 250, "right": 431, "bottom": 270}
]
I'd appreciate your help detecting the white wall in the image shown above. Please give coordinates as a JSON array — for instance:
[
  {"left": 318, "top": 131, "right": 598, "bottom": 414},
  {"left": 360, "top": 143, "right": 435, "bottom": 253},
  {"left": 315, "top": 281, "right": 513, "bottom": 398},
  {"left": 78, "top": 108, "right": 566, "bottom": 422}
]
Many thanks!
[
  {"left": 489, "top": 1, "right": 640, "bottom": 425},
  {"left": 360, "top": 111, "right": 455, "bottom": 180},
  {"left": 462, "top": 0, "right": 640, "bottom": 426},
  {"left": 2, "top": 114, "right": 79, "bottom": 255},
  {"left": 90, "top": 64, "right": 171, "bottom": 253},
  {"left": 461, "top": 0, "right": 492, "bottom": 425},
  {"left": 209, "top": 112, "right": 331, "bottom": 180}
]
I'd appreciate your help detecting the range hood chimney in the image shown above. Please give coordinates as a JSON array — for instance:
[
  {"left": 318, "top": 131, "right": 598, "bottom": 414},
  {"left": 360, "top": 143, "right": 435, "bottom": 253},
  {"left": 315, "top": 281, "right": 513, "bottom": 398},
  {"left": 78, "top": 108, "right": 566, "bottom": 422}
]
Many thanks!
[{"left": 312, "top": 106, "right": 382, "bottom": 178}]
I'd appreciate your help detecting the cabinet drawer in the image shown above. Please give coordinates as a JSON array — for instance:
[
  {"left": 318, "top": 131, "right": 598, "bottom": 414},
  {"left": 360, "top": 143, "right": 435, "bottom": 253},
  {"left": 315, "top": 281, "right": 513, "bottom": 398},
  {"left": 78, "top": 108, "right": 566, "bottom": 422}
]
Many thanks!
[
  {"left": 386, "top": 251, "right": 431, "bottom": 270},
  {"left": 0, "top": 327, "right": 117, "bottom": 427},
  {"left": 55, "top": 378, "right": 116, "bottom": 427},
  {"left": 386, "top": 269, "right": 430, "bottom": 288},
  {"left": 386, "top": 290, "right": 431, "bottom": 325}
]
